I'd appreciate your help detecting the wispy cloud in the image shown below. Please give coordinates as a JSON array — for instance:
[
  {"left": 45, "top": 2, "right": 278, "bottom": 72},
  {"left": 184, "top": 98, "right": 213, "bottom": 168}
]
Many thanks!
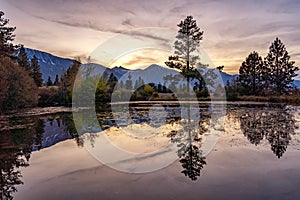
[{"left": 2, "top": 0, "right": 300, "bottom": 77}]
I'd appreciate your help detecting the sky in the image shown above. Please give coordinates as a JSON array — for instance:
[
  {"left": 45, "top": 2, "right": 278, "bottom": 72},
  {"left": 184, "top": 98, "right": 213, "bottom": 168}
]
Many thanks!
[{"left": 1, "top": 0, "right": 300, "bottom": 77}]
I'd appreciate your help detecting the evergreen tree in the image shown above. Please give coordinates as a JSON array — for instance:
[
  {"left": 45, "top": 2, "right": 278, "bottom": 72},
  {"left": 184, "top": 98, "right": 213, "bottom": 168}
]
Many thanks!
[
  {"left": 239, "top": 51, "right": 264, "bottom": 95},
  {"left": 30, "top": 55, "right": 43, "bottom": 87},
  {"left": 119, "top": 80, "right": 125, "bottom": 89},
  {"left": 54, "top": 74, "right": 60, "bottom": 86},
  {"left": 108, "top": 73, "right": 118, "bottom": 93},
  {"left": 165, "top": 16, "right": 203, "bottom": 92},
  {"left": 264, "top": 38, "right": 299, "bottom": 94},
  {"left": 17, "top": 45, "right": 31, "bottom": 71},
  {"left": 125, "top": 74, "right": 133, "bottom": 90},
  {"left": 0, "top": 11, "right": 17, "bottom": 57},
  {"left": 134, "top": 79, "right": 139, "bottom": 89},
  {"left": 47, "top": 76, "right": 53, "bottom": 86},
  {"left": 60, "top": 60, "right": 81, "bottom": 104},
  {"left": 138, "top": 76, "right": 144, "bottom": 86},
  {"left": 157, "top": 83, "right": 163, "bottom": 93}
]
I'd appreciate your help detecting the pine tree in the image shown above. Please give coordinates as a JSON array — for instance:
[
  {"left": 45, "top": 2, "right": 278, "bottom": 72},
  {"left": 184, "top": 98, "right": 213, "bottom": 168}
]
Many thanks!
[
  {"left": 54, "top": 74, "right": 60, "bottom": 86},
  {"left": 134, "top": 80, "right": 138, "bottom": 89},
  {"left": 47, "top": 76, "right": 53, "bottom": 86},
  {"left": 30, "top": 55, "right": 43, "bottom": 87},
  {"left": 125, "top": 74, "right": 133, "bottom": 90},
  {"left": 60, "top": 60, "right": 81, "bottom": 104},
  {"left": 165, "top": 16, "right": 203, "bottom": 92},
  {"left": 119, "top": 80, "right": 125, "bottom": 89},
  {"left": 239, "top": 51, "right": 264, "bottom": 95},
  {"left": 17, "top": 45, "right": 31, "bottom": 71},
  {"left": 0, "top": 11, "right": 17, "bottom": 57},
  {"left": 265, "top": 38, "right": 299, "bottom": 94},
  {"left": 138, "top": 76, "right": 144, "bottom": 86}
]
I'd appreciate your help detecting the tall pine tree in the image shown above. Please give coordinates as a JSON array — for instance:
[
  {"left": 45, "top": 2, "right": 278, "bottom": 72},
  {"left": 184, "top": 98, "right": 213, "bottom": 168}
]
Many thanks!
[
  {"left": 30, "top": 55, "right": 43, "bottom": 87},
  {"left": 17, "top": 45, "right": 31, "bottom": 71},
  {"left": 265, "top": 38, "right": 299, "bottom": 94},
  {"left": 239, "top": 51, "right": 264, "bottom": 95},
  {"left": 0, "top": 11, "right": 17, "bottom": 57},
  {"left": 165, "top": 16, "right": 203, "bottom": 92}
]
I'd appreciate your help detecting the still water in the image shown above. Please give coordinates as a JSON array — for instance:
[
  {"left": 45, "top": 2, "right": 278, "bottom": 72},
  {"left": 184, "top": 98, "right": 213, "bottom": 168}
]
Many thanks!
[{"left": 0, "top": 102, "right": 299, "bottom": 200}]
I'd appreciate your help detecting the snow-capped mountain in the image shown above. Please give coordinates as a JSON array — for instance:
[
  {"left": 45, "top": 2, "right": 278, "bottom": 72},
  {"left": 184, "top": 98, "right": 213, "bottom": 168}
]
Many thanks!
[
  {"left": 25, "top": 48, "right": 74, "bottom": 81},
  {"left": 24, "top": 48, "right": 300, "bottom": 89}
]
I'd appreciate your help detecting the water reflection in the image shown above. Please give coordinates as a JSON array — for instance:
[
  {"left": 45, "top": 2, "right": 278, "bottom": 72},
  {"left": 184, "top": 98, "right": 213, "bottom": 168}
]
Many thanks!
[
  {"left": 236, "top": 105, "right": 298, "bottom": 158},
  {"left": 0, "top": 104, "right": 299, "bottom": 199},
  {"left": 0, "top": 114, "right": 78, "bottom": 199},
  {"left": 0, "top": 117, "right": 43, "bottom": 199},
  {"left": 167, "top": 105, "right": 210, "bottom": 181}
]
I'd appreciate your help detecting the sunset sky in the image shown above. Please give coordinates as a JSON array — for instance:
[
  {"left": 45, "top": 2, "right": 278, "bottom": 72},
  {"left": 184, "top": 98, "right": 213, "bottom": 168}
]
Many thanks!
[{"left": 1, "top": 0, "right": 300, "bottom": 77}]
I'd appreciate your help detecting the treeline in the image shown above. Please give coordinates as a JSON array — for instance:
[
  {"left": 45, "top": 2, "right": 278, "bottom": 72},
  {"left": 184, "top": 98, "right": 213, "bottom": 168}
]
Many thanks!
[
  {"left": 0, "top": 11, "right": 77, "bottom": 110},
  {"left": 0, "top": 11, "right": 39, "bottom": 112},
  {"left": 226, "top": 37, "right": 299, "bottom": 99}
]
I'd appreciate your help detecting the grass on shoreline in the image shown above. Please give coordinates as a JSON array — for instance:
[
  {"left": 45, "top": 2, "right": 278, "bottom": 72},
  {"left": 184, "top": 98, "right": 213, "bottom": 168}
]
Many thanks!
[{"left": 151, "top": 93, "right": 300, "bottom": 106}]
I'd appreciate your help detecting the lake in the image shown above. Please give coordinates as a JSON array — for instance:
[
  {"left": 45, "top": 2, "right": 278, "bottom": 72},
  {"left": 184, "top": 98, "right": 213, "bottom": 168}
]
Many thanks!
[{"left": 0, "top": 102, "right": 300, "bottom": 200}]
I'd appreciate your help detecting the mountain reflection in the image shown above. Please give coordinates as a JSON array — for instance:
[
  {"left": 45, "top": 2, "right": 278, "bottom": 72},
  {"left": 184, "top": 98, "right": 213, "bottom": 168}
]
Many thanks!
[
  {"left": 0, "top": 117, "right": 43, "bottom": 199},
  {"left": 0, "top": 104, "right": 298, "bottom": 198},
  {"left": 0, "top": 114, "right": 79, "bottom": 200},
  {"left": 235, "top": 105, "right": 298, "bottom": 158}
]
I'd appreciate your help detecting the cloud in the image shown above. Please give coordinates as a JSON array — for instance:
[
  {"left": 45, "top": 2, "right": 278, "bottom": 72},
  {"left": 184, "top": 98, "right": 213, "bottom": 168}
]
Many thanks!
[{"left": 3, "top": 0, "right": 300, "bottom": 76}]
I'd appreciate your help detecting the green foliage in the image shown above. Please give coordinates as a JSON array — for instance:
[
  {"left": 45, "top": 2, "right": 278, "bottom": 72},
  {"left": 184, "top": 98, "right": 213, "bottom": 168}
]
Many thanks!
[
  {"left": 131, "top": 84, "right": 155, "bottom": 100},
  {"left": 60, "top": 60, "right": 81, "bottom": 105}
]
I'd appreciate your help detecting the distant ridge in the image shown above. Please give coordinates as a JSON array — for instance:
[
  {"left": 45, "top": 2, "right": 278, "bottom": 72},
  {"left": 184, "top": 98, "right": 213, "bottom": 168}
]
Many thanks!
[
  {"left": 24, "top": 47, "right": 300, "bottom": 89},
  {"left": 25, "top": 48, "right": 74, "bottom": 80}
]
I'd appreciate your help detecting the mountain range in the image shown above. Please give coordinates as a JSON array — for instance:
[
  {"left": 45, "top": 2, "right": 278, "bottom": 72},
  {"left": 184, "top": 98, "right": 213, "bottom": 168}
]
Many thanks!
[{"left": 25, "top": 48, "right": 300, "bottom": 89}]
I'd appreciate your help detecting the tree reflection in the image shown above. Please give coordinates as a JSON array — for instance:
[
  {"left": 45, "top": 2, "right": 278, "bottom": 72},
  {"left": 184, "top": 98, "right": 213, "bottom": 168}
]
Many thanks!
[
  {"left": 0, "top": 117, "right": 42, "bottom": 200},
  {"left": 168, "top": 105, "right": 210, "bottom": 181},
  {"left": 238, "top": 105, "right": 297, "bottom": 158}
]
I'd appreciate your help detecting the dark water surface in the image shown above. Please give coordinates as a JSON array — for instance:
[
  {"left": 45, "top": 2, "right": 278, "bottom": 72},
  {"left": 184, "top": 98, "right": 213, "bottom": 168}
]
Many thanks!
[{"left": 0, "top": 103, "right": 299, "bottom": 200}]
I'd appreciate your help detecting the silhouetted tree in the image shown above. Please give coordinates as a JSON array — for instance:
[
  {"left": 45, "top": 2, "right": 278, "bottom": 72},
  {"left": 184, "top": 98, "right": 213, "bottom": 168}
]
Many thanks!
[
  {"left": 54, "top": 74, "right": 60, "bottom": 86},
  {"left": 30, "top": 55, "right": 43, "bottom": 87},
  {"left": 17, "top": 45, "right": 31, "bottom": 72},
  {"left": 239, "top": 51, "right": 264, "bottom": 95},
  {"left": 264, "top": 38, "right": 299, "bottom": 94},
  {"left": 165, "top": 16, "right": 203, "bottom": 92},
  {"left": 168, "top": 105, "right": 210, "bottom": 181},
  {"left": 0, "top": 11, "right": 17, "bottom": 57},
  {"left": 60, "top": 59, "right": 81, "bottom": 104},
  {"left": 47, "top": 76, "right": 53, "bottom": 86}
]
